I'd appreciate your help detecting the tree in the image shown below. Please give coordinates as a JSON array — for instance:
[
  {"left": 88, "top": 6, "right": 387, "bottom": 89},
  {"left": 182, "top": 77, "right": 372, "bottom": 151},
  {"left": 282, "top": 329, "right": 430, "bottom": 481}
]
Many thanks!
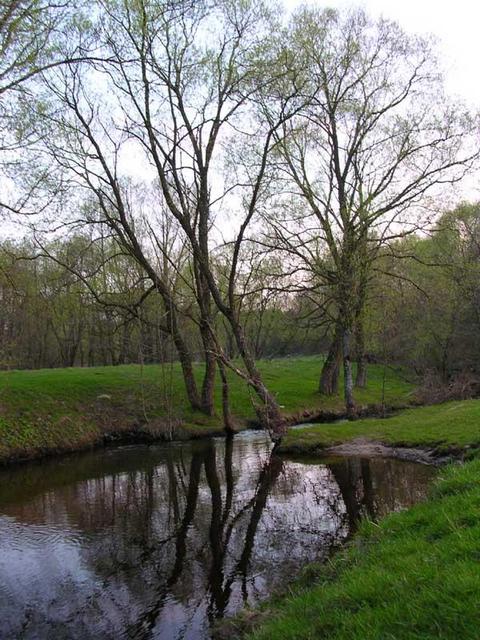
[
  {"left": 94, "top": 0, "right": 300, "bottom": 436},
  {"left": 14, "top": 0, "right": 301, "bottom": 438},
  {"left": 270, "top": 7, "right": 478, "bottom": 413},
  {"left": 0, "top": 1, "right": 86, "bottom": 96}
]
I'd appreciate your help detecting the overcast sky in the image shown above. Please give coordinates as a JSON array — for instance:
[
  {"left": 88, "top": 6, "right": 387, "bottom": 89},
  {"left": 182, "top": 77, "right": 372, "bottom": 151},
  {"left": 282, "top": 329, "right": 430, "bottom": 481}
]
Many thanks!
[
  {"left": 285, "top": 0, "right": 480, "bottom": 107},
  {"left": 3, "top": 0, "right": 478, "bottom": 240}
]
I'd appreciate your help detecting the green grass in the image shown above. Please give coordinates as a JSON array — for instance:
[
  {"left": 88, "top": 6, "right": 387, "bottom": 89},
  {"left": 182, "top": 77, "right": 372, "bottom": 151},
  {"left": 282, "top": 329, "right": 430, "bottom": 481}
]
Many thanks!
[
  {"left": 0, "top": 357, "right": 413, "bottom": 463},
  {"left": 241, "top": 458, "right": 480, "bottom": 640},
  {"left": 280, "top": 399, "right": 480, "bottom": 456}
]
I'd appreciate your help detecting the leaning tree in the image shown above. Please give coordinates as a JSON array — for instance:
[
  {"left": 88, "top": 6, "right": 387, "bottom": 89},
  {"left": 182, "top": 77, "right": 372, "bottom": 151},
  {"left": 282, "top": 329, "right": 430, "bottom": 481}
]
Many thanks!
[{"left": 9, "top": 0, "right": 301, "bottom": 438}]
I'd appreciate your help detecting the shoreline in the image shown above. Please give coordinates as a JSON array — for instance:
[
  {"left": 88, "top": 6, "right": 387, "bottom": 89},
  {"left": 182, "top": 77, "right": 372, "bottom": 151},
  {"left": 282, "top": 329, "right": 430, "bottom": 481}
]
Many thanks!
[
  {"left": 217, "top": 398, "right": 480, "bottom": 639},
  {"left": 0, "top": 358, "right": 417, "bottom": 468},
  {"left": 0, "top": 401, "right": 416, "bottom": 469}
]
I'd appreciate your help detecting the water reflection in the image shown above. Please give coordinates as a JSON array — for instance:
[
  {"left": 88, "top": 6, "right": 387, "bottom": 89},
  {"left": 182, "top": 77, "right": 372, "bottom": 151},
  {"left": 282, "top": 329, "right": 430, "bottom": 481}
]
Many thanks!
[{"left": 0, "top": 433, "right": 435, "bottom": 640}]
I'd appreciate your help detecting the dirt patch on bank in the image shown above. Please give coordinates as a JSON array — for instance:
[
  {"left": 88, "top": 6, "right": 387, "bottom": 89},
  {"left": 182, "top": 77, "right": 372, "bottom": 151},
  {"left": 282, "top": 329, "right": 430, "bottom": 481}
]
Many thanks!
[{"left": 324, "top": 437, "right": 452, "bottom": 465}]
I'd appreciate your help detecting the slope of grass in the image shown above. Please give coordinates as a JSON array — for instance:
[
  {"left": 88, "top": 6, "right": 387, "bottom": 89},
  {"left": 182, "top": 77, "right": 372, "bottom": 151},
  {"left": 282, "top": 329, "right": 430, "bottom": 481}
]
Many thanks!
[
  {"left": 0, "top": 357, "right": 413, "bottom": 463},
  {"left": 242, "top": 458, "right": 480, "bottom": 640},
  {"left": 280, "top": 399, "right": 480, "bottom": 456}
]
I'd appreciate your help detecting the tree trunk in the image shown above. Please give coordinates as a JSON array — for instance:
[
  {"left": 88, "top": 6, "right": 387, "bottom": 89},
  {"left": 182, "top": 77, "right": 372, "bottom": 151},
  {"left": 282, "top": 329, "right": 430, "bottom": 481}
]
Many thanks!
[
  {"left": 118, "top": 320, "right": 130, "bottom": 365},
  {"left": 342, "top": 327, "right": 356, "bottom": 416},
  {"left": 159, "top": 290, "right": 203, "bottom": 413},
  {"left": 355, "top": 355, "right": 367, "bottom": 388},
  {"left": 199, "top": 320, "right": 216, "bottom": 417},
  {"left": 194, "top": 260, "right": 217, "bottom": 416},
  {"left": 218, "top": 357, "right": 234, "bottom": 432},
  {"left": 355, "top": 318, "right": 367, "bottom": 388},
  {"left": 355, "top": 358, "right": 367, "bottom": 388},
  {"left": 230, "top": 319, "right": 285, "bottom": 440},
  {"left": 174, "top": 335, "right": 202, "bottom": 412},
  {"left": 319, "top": 322, "right": 342, "bottom": 394},
  {"left": 108, "top": 228, "right": 204, "bottom": 413}
]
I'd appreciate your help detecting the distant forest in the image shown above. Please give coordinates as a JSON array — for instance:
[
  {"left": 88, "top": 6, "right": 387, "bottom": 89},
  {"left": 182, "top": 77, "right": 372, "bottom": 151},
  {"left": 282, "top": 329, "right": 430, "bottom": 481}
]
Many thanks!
[{"left": 2, "top": 202, "right": 479, "bottom": 388}]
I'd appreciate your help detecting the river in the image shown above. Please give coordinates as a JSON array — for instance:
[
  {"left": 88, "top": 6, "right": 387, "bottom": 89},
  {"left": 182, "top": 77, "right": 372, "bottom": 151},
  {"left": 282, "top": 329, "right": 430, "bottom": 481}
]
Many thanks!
[{"left": 0, "top": 431, "right": 435, "bottom": 640}]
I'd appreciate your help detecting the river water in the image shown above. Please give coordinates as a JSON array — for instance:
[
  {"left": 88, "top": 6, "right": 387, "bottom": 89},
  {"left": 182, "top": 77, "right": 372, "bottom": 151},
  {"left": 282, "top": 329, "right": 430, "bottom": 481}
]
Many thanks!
[{"left": 0, "top": 431, "right": 435, "bottom": 640}]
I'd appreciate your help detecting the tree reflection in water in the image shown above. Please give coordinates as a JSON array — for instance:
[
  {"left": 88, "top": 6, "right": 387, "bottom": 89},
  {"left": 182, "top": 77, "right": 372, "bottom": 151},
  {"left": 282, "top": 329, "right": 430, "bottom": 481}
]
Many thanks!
[{"left": 0, "top": 433, "right": 435, "bottom": 640}]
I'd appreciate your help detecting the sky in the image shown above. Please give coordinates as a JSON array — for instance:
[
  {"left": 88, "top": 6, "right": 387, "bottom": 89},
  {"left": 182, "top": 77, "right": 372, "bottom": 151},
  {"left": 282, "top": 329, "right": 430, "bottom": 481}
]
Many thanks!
[
  {"left": 2, "top": 0, "right": 479, "bottom": 240},
  {"left": 285, "top": 0, "right": 480, "bottom": 108}
]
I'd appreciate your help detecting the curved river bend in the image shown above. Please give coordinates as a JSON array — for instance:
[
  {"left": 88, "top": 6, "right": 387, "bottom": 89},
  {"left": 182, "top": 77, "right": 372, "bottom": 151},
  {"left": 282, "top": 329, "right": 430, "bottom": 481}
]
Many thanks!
[{"left": 0, "top": 431, "right": 435, "bottom": 640}]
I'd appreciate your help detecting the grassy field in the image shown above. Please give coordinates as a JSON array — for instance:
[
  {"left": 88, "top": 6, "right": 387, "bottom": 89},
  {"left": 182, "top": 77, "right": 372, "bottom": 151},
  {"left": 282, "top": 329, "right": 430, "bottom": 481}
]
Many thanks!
[
  {"left": 0, "top": 357, "right": 414, "bottom": 463},
  {"left": 240, "top": 458, "right": 480, "bottom": 640}
]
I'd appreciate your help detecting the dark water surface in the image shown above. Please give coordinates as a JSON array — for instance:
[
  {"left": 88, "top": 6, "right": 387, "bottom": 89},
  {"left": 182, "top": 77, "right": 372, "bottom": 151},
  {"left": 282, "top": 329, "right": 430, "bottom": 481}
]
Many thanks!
[{"left": 0, "top": 432, "right": 435, "bottom": 640}]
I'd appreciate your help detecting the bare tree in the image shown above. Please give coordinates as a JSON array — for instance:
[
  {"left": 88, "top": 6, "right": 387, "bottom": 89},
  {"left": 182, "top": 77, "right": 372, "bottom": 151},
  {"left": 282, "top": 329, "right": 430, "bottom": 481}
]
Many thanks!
[
  {"left": 269, "top": 7, "right": 479, "bottom": 413},
  {"left": 40, "top": 0, "right": 297, "bottom": 437}
]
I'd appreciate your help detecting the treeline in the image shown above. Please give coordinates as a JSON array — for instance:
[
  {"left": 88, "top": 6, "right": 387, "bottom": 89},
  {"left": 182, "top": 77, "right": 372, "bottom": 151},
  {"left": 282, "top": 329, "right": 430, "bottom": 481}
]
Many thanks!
[
  {"left": 2, "top": 203, "right": 479, "bottom": 394},
  {"left": 1, "top": 1, "right": 479, "bottom": 436},
  {"left": 373, "top": 204, "right": 480, "bottom": 396},
  {"left": 0, "top": 236, "right": 321, "bottom": 370}
]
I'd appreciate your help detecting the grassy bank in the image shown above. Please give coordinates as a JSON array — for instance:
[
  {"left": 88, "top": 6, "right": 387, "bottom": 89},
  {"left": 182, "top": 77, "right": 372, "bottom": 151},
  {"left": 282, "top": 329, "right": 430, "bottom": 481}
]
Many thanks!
[
  {"left": 279, "top": 398, "right": 480, "bottom": 457},
  {"left": 0, "top": 357, "right": 413, "bottom": 464},
  {"left": 221, "top": 400, "right": 480, "bottom": 640},
  {"left": 239, "top": 457, "right": 480, "bottom": 640}
]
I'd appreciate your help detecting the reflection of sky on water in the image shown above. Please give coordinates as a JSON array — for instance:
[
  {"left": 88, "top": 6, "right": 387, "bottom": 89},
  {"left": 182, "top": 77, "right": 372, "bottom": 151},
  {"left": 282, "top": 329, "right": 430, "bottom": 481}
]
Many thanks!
[{"left": 0, "top": 433, "right": 435, "bottom": 640}]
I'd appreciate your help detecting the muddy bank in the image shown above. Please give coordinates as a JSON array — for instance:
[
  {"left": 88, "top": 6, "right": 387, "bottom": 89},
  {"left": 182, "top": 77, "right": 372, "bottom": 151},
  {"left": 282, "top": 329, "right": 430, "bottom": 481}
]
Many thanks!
[
  {"left": 0, "top": 400, "right": 411, "bottom": 469},
  {"left": 0, "top": 418, "right": 249, "bottom": 468},
  {"left": 287, "top": 402, "right": 408, "bottom": 426},
  {"left": 323, "top": 438, "right": 454, "bottom": 465},
  {"left": 277, "top": 435, "right": 467, "bottom": 465}
]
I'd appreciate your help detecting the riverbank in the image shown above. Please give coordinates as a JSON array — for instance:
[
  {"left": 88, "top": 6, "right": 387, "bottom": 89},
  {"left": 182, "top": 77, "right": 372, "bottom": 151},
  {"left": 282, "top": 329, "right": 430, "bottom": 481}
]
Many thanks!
[
  {"left": 0, "top": 357, "right": 413, "bottom": 465},
  {"left": 218, "top": 400, "right": 480, "bottom": 640},
  {"left": 233, "top": 459, "right": 480, "bottom": 640},
  {"left": 279, "top": 398, "right": 480, "bottom": 459}
]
